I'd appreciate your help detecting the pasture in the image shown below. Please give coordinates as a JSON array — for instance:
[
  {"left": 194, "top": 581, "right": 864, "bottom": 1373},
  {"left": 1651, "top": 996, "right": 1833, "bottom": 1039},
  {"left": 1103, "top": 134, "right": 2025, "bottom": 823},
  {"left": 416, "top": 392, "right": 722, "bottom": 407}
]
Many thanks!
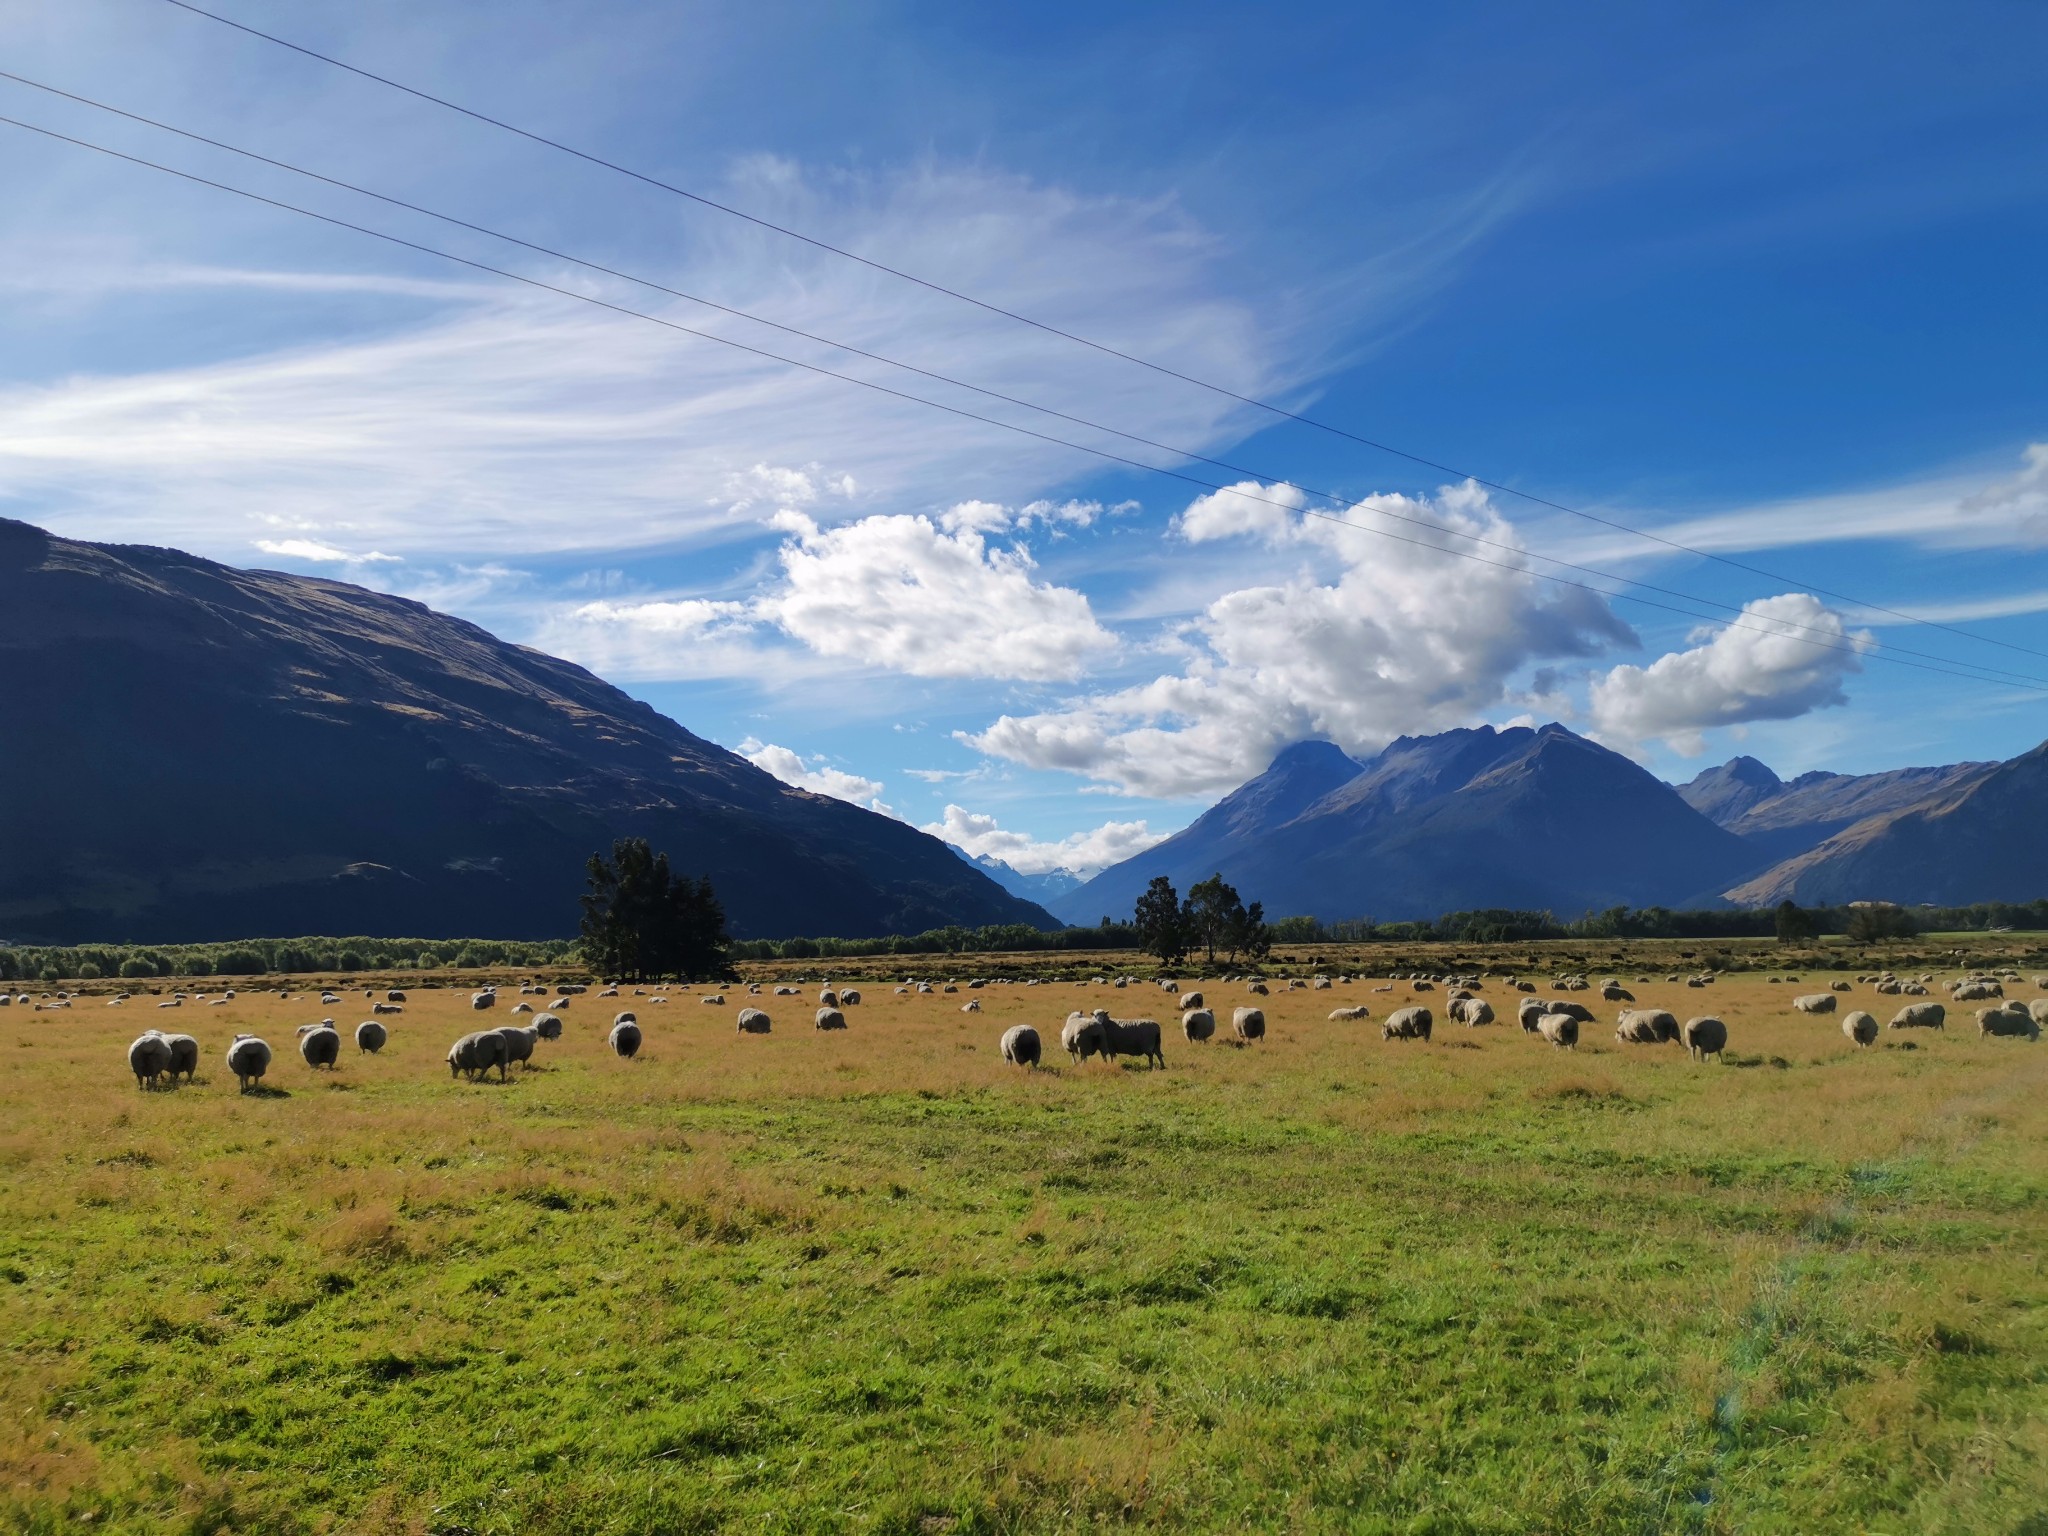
[{"left": 3, "top": 953, "right": 2046, "bottom": 1533}]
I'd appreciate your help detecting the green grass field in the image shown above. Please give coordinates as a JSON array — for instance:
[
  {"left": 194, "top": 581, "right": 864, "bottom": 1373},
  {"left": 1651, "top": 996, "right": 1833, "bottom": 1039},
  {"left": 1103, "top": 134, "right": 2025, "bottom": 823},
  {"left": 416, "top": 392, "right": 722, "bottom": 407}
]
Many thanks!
[{"left": 3, "top": 950, "right": 2045, "bottom": 1533}]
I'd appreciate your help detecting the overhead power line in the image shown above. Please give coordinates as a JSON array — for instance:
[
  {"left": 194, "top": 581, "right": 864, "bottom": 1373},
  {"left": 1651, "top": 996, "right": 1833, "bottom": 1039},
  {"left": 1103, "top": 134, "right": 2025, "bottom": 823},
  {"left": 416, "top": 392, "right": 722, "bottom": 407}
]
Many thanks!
[
  {"left": 149, "top": 0, "right": 2048, "bottom": 668},
  {"left": 3, "top": 110, "right": 2042, "bottom": 696},
  {"left": 4, "top": 74, "right": 2041, "bottom": 694}
]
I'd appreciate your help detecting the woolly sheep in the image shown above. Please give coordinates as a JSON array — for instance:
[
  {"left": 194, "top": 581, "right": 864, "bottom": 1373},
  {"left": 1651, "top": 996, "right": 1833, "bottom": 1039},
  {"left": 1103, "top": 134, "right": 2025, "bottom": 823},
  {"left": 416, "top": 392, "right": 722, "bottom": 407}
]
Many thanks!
[
  {"left": 1182, "top": 1007, "right": 1217, "bottom": 1042},
  {"left": 1450, "top": 997, "right": 1494, "bottom": 1028},
  {"left": 700, "top": 994, "right": 726, "bottom": 1005},
  {"left": 1517, "top": 997, "right": 1549, "bottom": 1031},
  {"left": 815, "top": 1007, "right": 848, "bottom": 1031},
  {"left": 1381, "top": 1006, "right": 1431, "bottom": 1042},
  {"left": 1231, "top": 1005, "right": 1266, "bottom": 1043},
  {"left": 496, "top": 1025, "right": 540, "bottom": 1067},
  {"left": 1793, "top": 993, "right": 1838, "bottom": 1015},
  {"left": 737, "top": 1007, "right": 772, "bottom": 1034},
  {"left": 470, "top": 991, "right": 495, "bottom": 1011},
  {"left": 1681, "top": 1016, "right": 1727, "bottom": 1061},
  {"left": 1061, "top": 1011, "right": 1104, "bottom": 1063},
  {"left": 2030, "top": 999, "right": 2048, "bottom": 1028},
  {"left": 818, "top": 989, "right": 840, "bottom": 1008},
  {"left": 386, "top": 989, "right": 407, "bottom": 1003},
  {"left": 1536, "top": 1012, "right": 1580, "bottom": 1049},
  {"left": 533, "top": 1012, "right": 563, "bottom": 1041},
  {"left": 607, "top": 1020, "right": 642, "bottom": 1058},
  {"left": 961, "top": 1000, "right": 981, "bottom": 1013},
  {"left": 841, "top": 989, "right": 862, "bottom": 1005},
  {"left": 1328, "top": 1005, "right": 1371, "bottom": 1022},
  {"left": 448, "top": 1030, "right": 510, "bottom": 1080},
  {"left": 1000, "top": 1024, "right": 1041, "bottom": 1068},
  {"left": 1842, "top": 1011, "right": 1879, "bottom": 1047},
  {"left": 1245, "top": 982, "right": 1268, "bottom": 996},
  {"left": 1615, "top": 1009, "right": 1680, "bottom": 1044},
  {"left": 1953, "top": 981, "right": 2002, "bottom": 1001},
  {"left": 1178, "top": 991, "right": 1204, "bottom": 1010},
  {"left": 776, "top": 986, "right": 800, "bottom": 996},
  {"left": 1889, "top": 1002, "right": 1946, "bottom": 1031},
  {"left": 373, "top": 1002, "right": 404, "bottom": 1015},
  {"left": 1096, "top": 1011, "right": 1165, "bottom": 1067},
  {"left": 225, "top": 1034, "right": 272, "bottom": 1091},
  {"left": 355, "top": 1020, "right": 387, "bottom": 1054},
  {"left": 613, "top": 1010, "right": 637, "bottom": 1028},
  {"left": 1977, "top": 1006, "right": 2039, "bottom": 1040},
  {"left": 1830, "top": 981, "right": 1853, "bottom": 993},
  {"left": 128, "top": 1031, "right": 173, "bottom": 1090},
  {"left": 1601, "top": 984, "right": 1634, "bottom": 1003},
  {"left": 298, "top": 1024, "right": 341, "bottom": 1070}
]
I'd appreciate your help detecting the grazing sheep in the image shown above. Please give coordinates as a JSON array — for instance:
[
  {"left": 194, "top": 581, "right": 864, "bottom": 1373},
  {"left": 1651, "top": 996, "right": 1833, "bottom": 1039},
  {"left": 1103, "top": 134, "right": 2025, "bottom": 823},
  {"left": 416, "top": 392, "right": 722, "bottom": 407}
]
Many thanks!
[
  {"left": 1953, "top": 981, "right": 2003, "bottom": 1001},
  {"left": 916, "top": 983, "right": 935, "bottom": 995},
  {"left": 128, "top": 1031, "right": 173, "bottom": 1090},
  {"left": 496, "top": 1025, "right": 540, "bottom": 1068},
  {"left": 510, "top": 1002, "right": 533, "bottom": 1015},
  {"left": 815, "top": 1007, "right": 848, "bottom": 1031},
  {"left": 386, "top": 989, "right": 407, "bottom": 1003},
  {"left": 1517, "top": 997, "right": 1550, "bottom": 1031},
  {"left": 737, "top": 1008, "right": 772, "bottom": 1035},
  {"left": 297, "top": 1024, "right": 341, "bottom": 1070},
  {"left": 1000, "top": 1025, "right": 1042, "bottom": 1068},
  {"left": 1450, "top": 997, "right": 1495, "bottom": 1028},
  {"left": 1220, "top": 1005, "right": 1263, "bottom": 1045},
  {"left": 1411, "top": 980, "right": 1435, "bottom": 993},
  {"left": 1601, "top": 984, "right": 1634, "bottom": 1003},
  {"left": 608, "top": 1020, "right": 642, "bottom": 1058},
  {"left": 373, "top": 1002, "right": 404, "bottom": 1015},
  {"left": 1245, "top": 982, "right": 1268, "bottom": 996},
  {"left": 818, "top": 989, "right": 840, "bottom": 1008},
  {"left": 1381, "top": 1006, "right": 1432, "bottom": 1042},
  {"left": 530, "top": 1012, "right": 563, "bottom": 1041},
  {"left": 1537, "top": 1012, "right": 1580, "bottom": 1050},
  {"left": 225, "top": 1034, "right": 272, "bottom": 1091},
  {"left": 841, "top": 989, "right": 862, "bottom": 1005},
  {"left": 1182, "top": 1007, "right": 1217, "bottom": 1042},
  {"left": 1681, "top": 1016, "right": 1727, "bottom": 1061},
  {"left": 156, "top": 1033, "right": 200, "bottom": 1083},
  {"left": 1977, "top": 1006, "right": 2040, "bottom": 1040},
  {"left": 1830, "top": 981, "right": 1853, "bottom": 993},
  {"left": 470, "top": 991, "right": 496, "bottom": 1011},
  {"left": 1842, "top": 1011, "right": 1879, "bottom": 1048},
  {"left": 1096, "top": 1012, "right": 1166, "bottom": 1067},
  {"left": 613, "top": 1010, "right": 638, "bottom": 1029},
  {"left": 1615, "top": 1009, "right": 1680, "bottom": 1044},
  {"left": 445, "top": 1030, "right": 507, "bottom": 1080},
  {"left": 355, "top": 1020, "right": 387, "bottom": 1054},
  {"left": 775, "top": 986, "right": 799, "bottom": 997},
  {"left": 1062, "top": 1011, "right": 1105, "bottom": 1063},
  {"left": 1178, "top": 991, "right": 1204, "bottom": 1010},
  {"left": 1793, "top": 993, "right": 1838, "bottom": 1015},
  {"left": 2029, "top": 999, "right": 2048, "bottom": 1028},
  {"left": 1888, "top": 1003, "right": 1946, "bottom": 1031},
  {"left": 1328, "top": 1005, "right": 1372, "bottom": 1022},
  {"left": 700, "top": 994, "right": 726, "bottom": 1006}
]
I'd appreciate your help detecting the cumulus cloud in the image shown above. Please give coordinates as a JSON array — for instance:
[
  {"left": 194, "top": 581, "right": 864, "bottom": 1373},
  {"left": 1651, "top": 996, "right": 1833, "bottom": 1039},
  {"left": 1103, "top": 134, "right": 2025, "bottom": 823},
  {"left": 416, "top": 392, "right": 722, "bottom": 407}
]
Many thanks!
[
  {"left": 254, "top": 538, "right": 400, "bottom": 565},
  {"left": 921, "top": 803, "right": 1165, "bottom": 876},
  {"left": 737, "top": 737, "right": 892, "bottom": 813},
  {"left": 1588, "top": 593, "right": 1872, "bottom": 755},
  {"left": 964, "top": 480, "right": 1636, "bottom": 796},
  {"left": 763, "top": 510, "right": 1114, "bottom": 681}
]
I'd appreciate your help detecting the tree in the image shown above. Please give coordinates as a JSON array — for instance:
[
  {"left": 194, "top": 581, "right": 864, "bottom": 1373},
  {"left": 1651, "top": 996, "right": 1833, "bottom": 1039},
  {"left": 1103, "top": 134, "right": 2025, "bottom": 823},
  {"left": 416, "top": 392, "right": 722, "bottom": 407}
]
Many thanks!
[
  {"left": 580, "top": 837, "right": 737, "bottom": 982},
  {"left": 1183, "top": 874, "right": 1271, "bottom": 963},
  {"left": 1774, "top": 900, "right": 1818, "bottom": 944},
  {"left": 1845, "top": 903, "right": 1915, "bottom": 943},
  {"left": 1132, "top": 876, "right": 1189, "bottom": 965}
]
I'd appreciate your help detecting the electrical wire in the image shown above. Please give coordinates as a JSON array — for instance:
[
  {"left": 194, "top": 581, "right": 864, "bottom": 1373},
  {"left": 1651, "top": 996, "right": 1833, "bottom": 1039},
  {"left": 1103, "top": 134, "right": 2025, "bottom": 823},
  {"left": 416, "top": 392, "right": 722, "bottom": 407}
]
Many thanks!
[{"left": 149, "top": 0, "right": 2048, "bottom": 666}]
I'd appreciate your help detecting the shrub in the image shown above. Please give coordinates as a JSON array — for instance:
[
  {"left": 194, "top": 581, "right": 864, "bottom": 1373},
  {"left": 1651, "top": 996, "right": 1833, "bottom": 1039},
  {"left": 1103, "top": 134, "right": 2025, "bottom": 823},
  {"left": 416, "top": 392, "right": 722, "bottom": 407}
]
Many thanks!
[
  {"left": 75, "top": 962, "right": 102, "bottom": 980},
  {"left": 118, "top": 957, "right": 158, "bottom": 979},
  {"left": 215, "top": 948, "right": 269, "bottom": 976}
]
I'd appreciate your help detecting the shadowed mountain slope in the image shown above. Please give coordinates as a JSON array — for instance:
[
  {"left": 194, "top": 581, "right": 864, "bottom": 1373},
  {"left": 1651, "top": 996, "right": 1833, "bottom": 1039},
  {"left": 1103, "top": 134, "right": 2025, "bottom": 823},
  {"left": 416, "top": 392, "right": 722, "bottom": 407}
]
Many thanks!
[
  {"left": 1051, "top": 724, "right": 1761, "bottom": 925},
  {"left": 1679, "top": 754, "right": 1997, "bottom": 865},
  {"left": 0, "top": 519, "right": 1052, "bottom": 943}
]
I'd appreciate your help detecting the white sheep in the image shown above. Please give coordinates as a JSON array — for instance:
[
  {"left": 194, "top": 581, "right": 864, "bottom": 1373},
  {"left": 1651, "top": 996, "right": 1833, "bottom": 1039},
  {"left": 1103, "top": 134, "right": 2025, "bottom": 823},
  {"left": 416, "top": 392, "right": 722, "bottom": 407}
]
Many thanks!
[
  {"left": 1842, "top": 1011, "right": 1878, "bottom": 1048},
  {"left": 225, "top": 1034, "right": 272, "bottom": 1091},
  {"left": 608, "top": 1021, "right": 642, "bottom": 1059},
  {"left": 737, "top": 1008, "right": 772, "bottom": 1035},
  {"left": 1681, "top": 1016, "right": 1727, "bottom": 1061},
  {"left": 355, "top": 1020, "right": 388, "bottom": 1054},
  {"left": 128, "top": 1031, "right": 173, "bottom": 1090},
  {"left": 1000, "top": 1025, "right": 1041, "bottom": 1068},
  {"left": 1182, "top": 1007, "right": 1216, "bottom": 1042},
  {"left": 297, "top": 1023, "right": 341, "bottom": 1070},
  {"left": 533, "top": 1013, "right": 563, "bottom": 1041},
  {"left": 1232, "top": 1006, "right": 1267, "bottom": 1043},
  {"left": 815, "top": 1007, "right": 848, "bottom": 1031}
]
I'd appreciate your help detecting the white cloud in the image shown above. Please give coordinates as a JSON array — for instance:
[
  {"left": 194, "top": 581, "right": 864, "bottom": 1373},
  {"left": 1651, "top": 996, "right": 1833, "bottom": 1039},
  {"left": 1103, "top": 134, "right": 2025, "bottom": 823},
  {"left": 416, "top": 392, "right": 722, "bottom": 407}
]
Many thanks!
[
  {"left": 737, "top": 737, "right": 892, "bottom": 813},
  {"left": 921, "top": 803, "right": 1165, "bottom": 877},
  {"left": 254, "top": 538, "right": 400, "bottom": 565},
  {"left": 764, "top": 510, "right": 1114, "bottom": 681},
  {"left": 1588, "top": 593, "right": 1873, "bottom": 755},
  {"left": 965, "top": 480, "right": 1636, "bottom": 796}
]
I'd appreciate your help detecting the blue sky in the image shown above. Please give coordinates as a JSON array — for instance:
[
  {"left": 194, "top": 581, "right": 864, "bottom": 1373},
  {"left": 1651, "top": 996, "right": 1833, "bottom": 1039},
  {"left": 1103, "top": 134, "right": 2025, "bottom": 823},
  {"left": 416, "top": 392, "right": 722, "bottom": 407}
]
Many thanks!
[{"left": 3, "top": 0, "right": 2046, "bottom": 875}]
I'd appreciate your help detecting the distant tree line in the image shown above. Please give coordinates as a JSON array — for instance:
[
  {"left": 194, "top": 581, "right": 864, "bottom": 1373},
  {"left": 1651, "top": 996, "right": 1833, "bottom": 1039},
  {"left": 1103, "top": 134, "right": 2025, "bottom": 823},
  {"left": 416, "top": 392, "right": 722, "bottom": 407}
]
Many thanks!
[{"left": 9, "top": 892, "right": 2046, "bottom": 983}]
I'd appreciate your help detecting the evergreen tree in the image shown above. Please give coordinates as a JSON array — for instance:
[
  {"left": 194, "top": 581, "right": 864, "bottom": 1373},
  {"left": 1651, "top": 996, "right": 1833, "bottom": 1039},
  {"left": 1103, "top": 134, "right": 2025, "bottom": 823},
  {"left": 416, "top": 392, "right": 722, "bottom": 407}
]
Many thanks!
[
  {"left": 1774, "top": 899, "right": 1818, "bottom": 944},
  {"left": 580, "top": 838, "right": 737, "bottom": 981},
  {"left": 1185, "top": 874, "right": 1268, "bottom": 963},
  {"left": 1132, "top": 875, "right": 1189, "bottom": 965}
]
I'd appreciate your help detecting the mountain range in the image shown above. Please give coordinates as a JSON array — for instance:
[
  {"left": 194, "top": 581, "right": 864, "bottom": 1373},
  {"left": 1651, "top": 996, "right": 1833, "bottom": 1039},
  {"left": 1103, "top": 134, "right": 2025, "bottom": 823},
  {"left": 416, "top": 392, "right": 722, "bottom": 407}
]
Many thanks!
[
  {"left": 1050, "top": 724, "right": 2046, "bottom": 924},
  {"left": 0, "top": 519, "right": 1053, "bottom": 944}
]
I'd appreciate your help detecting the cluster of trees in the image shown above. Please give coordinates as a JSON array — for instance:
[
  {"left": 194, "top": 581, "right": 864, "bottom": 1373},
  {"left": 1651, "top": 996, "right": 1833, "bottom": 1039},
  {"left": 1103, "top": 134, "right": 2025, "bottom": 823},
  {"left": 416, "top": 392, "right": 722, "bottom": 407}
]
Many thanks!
[
  {"left": 0, "top": 935, "right": 578, "bottom": 984},
  {"left": 1133, "top": 874, "right": 1272, "bottom": 965},
  {"left": 578, "top": 839, "right": 737, "bottom": 982},
  {"left": 729, "top": 920, "right": 1137, "bottom": 961}
]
